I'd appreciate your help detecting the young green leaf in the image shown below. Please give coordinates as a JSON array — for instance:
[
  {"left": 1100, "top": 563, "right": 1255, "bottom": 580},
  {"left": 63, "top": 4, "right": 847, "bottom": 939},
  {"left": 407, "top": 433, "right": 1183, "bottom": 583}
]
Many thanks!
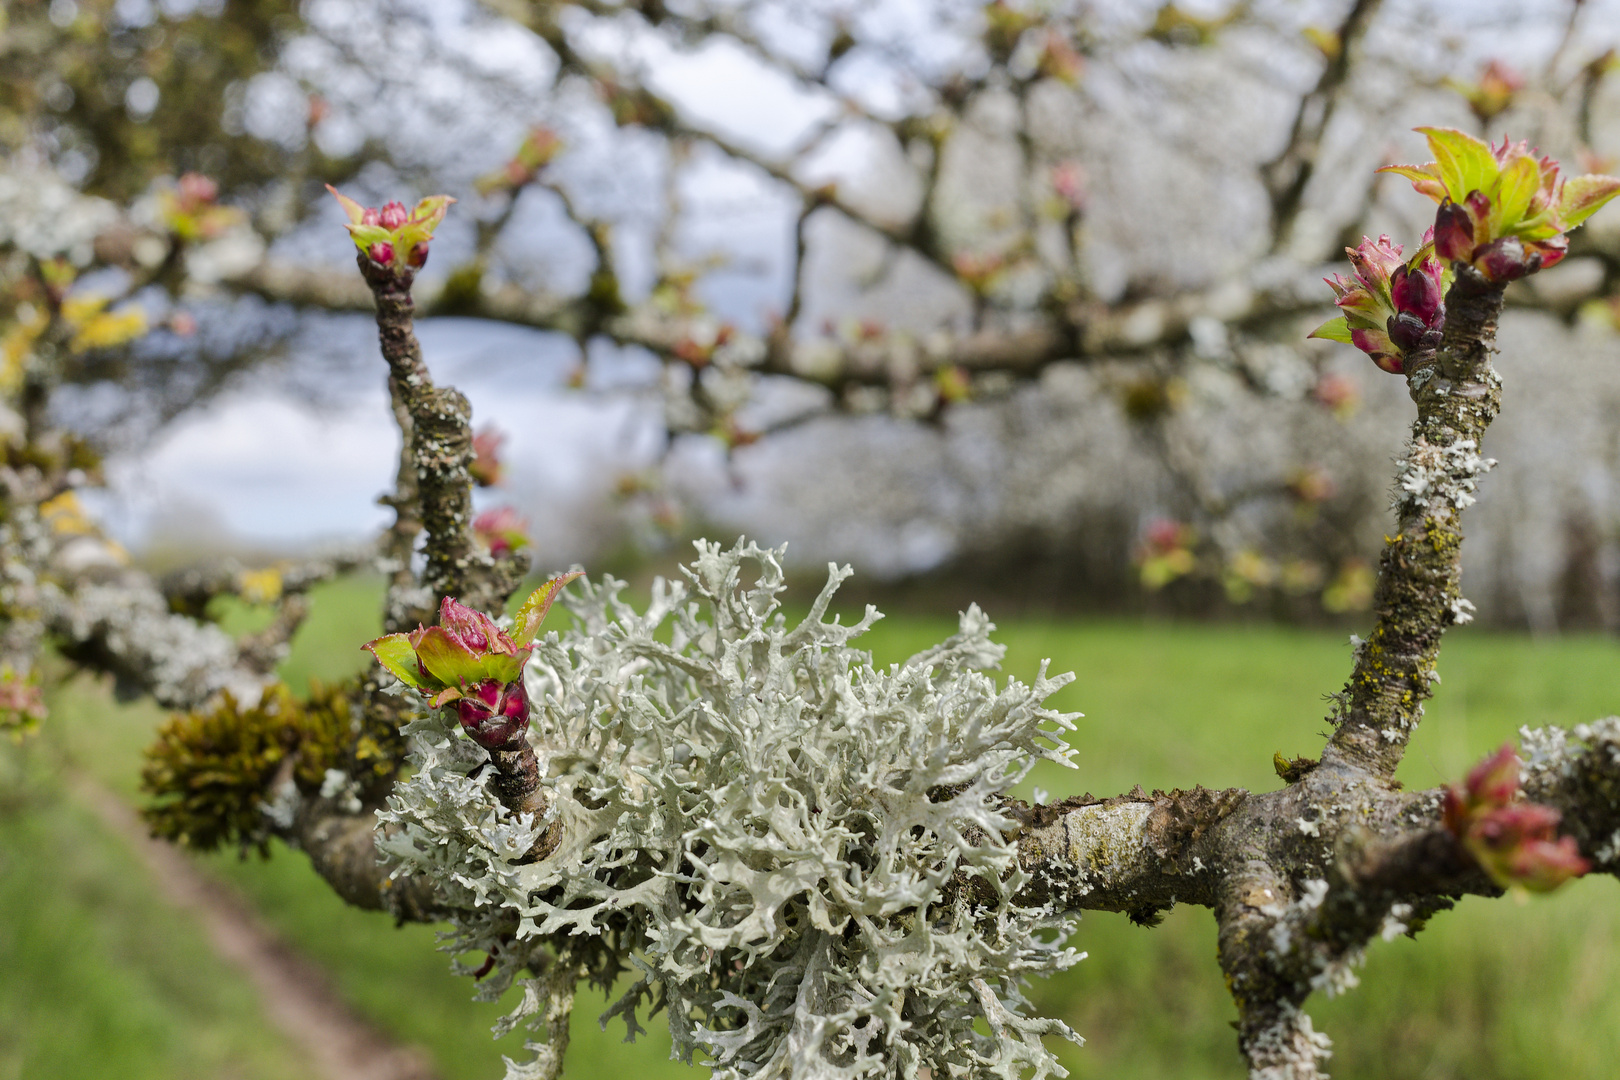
[
  {"left": 362, "top": 633, "right": 428, "bottom": 689},
  {"left": 1307, "top": 315, "right": 1353, "bottom": 344},
  {"left": 512, "top": 571, "right": 584, "bottom": 647}
]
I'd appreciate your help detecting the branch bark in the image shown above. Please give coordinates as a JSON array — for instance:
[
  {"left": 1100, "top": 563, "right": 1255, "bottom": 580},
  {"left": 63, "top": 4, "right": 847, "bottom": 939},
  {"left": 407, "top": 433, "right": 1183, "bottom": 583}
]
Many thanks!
[
  {"left": 1326, "top": 267, "right": 1504, "bottom": 778},
  {"left": 356, "top": 257, "right": 524, "bottom": 617}
]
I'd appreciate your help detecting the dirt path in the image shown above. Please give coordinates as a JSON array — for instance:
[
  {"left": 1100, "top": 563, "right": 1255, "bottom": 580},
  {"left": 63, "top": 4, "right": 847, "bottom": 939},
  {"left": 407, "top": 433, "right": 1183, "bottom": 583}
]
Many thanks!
[{"left": 70, "top": 772, "right": 442, "bottom": 1080}]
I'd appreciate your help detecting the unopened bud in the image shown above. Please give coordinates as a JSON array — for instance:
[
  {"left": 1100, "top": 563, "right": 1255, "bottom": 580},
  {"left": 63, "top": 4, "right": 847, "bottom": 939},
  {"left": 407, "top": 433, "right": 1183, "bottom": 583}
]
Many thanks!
[
  {"left": 378, "top": 201, "right": 409, "bottom": 230},
  {"left": 367, "top": 240, "right": 394, "bottom": 265},
  {"left": 407, "top": 241, "right": 430, "bottom": 269},
  {"left": 1390, "top": 264, "right": 1443, "bottom": 325},
  {"left": 1433, "top": 199, "right": 1476, "bottom": 262},
  {"left": 1475, "top": 235, "right": 1539, "bottom": 283},
  {"left": 453, "top": 677, "right": 531, "bottom": 750},
  {"left": 1386, "top": 311, "right": 1439, "bottom": 353}
]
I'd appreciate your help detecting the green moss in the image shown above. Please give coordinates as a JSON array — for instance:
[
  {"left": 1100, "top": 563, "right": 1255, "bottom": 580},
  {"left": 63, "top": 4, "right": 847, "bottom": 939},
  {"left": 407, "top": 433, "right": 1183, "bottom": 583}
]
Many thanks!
[{"left": 140, "top": 679, "right": 404, "bottom": 855}]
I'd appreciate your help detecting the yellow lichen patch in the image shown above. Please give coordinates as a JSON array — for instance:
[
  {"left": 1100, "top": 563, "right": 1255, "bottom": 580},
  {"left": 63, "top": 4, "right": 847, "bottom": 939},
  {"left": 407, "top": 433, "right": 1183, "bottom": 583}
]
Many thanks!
[
  {"left": 141, "top": 679, "right": 404, "bottom": 855},
  {"left": 1063, "top": 801, "right": 1153, "bottom": 881}
]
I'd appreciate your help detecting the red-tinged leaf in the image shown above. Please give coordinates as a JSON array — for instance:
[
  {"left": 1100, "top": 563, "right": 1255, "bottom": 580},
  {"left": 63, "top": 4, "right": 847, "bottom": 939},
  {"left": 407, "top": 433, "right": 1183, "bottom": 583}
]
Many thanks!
[
  {"left": 1376, "top": 163, "right": 1448, "bottom": 203},
  {"left": 1527, "top": 235, "right": 1569, "bottom": 270},
  {"left": 326, "top": 184, "right": 366, "bottom": 224},
  {"left": 1559, "top": 174, "right": 1620, "bottom": 228},
  {"left": 410, "top": 195, "right": 456, "bottom": 234},
  {"left": 1418, "top": 126, "right": 1498, "bottom": 203},
  {"left": 1465, "top": 743, "right": 1521, "bottom": 807},
  {"left": 413, "top": 626, "right": 480, "bottom": 687},
  {"left": 363, "top": 633, "right": 428, "bottom": 689},
  {"left": 512, "top": 571, "right": 584, "bottom": 646},
  {"left": 429, "top": 686, "right": 465, "bottom": 708},
  {"left": 1307, "top": 316, "right": 1353, "bottom": 343}
]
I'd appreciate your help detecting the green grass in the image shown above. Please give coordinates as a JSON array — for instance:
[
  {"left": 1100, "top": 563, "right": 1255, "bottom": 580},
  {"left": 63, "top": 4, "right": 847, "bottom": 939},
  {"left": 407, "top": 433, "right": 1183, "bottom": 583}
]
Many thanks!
[
  {"left": 0, "top": 750, "right": 314, "bottom": 1080},
  {"left": 24, "top": 575, "right": 1620, "bottom": 1079}
]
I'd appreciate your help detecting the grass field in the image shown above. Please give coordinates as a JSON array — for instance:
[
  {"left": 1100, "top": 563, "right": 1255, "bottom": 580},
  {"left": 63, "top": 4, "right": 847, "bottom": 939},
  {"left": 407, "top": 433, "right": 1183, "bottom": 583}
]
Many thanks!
[{"left": 8, "top": 572, "right": 1620, "bottom": 1080}]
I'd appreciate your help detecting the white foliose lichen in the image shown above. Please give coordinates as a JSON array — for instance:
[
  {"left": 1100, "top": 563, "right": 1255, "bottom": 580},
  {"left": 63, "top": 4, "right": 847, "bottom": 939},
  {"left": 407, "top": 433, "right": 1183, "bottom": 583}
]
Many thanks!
[
  {"left": 1394, "top": 437, "right": 1495, "bottom": 514},
  {"left": 1246, "top": 1003, "right": 1332, "bottom": 1080},
  {"left": 379, "top": 540, "right": 1086, "bottom": 1080}
]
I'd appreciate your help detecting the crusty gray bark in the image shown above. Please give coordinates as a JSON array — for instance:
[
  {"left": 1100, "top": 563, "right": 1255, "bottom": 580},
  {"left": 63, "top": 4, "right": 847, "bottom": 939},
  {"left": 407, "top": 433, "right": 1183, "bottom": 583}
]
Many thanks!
[
  {"left": 1326, "top": 266, "right": 1505, "bottom": 779},
  {"left": 356, "top": 255, "right": 525, "bottom": 619}
]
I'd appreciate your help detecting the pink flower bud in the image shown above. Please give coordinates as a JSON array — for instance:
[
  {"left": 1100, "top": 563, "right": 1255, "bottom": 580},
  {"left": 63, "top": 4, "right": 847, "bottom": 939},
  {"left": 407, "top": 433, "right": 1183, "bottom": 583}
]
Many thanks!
[
  {"left": 1475, "top": 235, "right": 1539, "bottom": 282},
  {"left": 1433, "top": 199, "right": 1476, "bottom": 262},
  {"left": 1312, "top": 373, "right": 1359, "bottom": 415},
  {"left": 1390, "top": 263, "right": 1444, "bottom": 325},
  {"left": 473, "top": 506, "right": 530, "bottom": 556},
  {"left": 453, "top": 677, "right": 531, "bottom": 750},
  {"left": 377, "top": 201, "right": 409, "bottom": 230},
  {"left": 367, "top": 240, "right": 394, "bottom": 265},
  {"left": 1051, "top": 161, "right": 1086, "bottom": 211},
  {"left": 361, "top": 206, "right": 381, "bottom": 227},
  {"left": 435, "top": 595, "right": 499, "bottom": 653},
  {"left": 1345, "top": 234, "right": 1403, "bottom": 292},
  {"left": 470, "top": 427, "right": 505, "bottom": 487},
  {"left": 1503, "top": 836, "right": 1590, "bottom": 893},
  {"left": 177, "top": 172, "right": 219, "bottom": 211},
  {"left": 1465, "top": 743, "right": 1521, "bottom": 807},
  {"left": 407, "top": 241, "right": 430, "bottom": 268},
  {"left": 1145, "top": 518, "right": 1187, "bottom": 553},
  {"left": 1470, "top": 803, "right": 1561, "bottom": 852}
]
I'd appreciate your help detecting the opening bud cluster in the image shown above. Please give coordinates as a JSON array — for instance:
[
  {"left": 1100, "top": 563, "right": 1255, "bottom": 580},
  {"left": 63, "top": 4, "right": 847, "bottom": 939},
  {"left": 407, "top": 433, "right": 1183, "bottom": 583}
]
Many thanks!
[
  {"left": 1442, "top": 743, "right": 1590, "bottom": 893},
  {"left": 362, "top": 574, "right": 579, "bottom": 749},
  {"left": 1310, "top": 232, "right": 1447, "bottom": 374},
  {"left": 1381, "top": 127, "right": 1620, "bottom": 284},
  {"left": 326, "top": 186, "right": 455, "bottom": 275}
]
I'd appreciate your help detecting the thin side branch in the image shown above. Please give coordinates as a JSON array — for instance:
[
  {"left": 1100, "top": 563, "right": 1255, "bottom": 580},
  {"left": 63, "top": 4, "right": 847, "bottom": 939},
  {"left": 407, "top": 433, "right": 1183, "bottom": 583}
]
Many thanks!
[{"left": 1326, "top": 267, "right": 1505, "bottom": 777}]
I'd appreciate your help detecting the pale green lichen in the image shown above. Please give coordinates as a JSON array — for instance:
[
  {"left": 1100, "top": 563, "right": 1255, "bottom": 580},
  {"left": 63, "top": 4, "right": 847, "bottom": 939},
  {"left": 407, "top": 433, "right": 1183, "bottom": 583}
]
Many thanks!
[
  {"left": 1061, "top": 802, "right": 1152, "bottom": 889},
  {"left": 379, "top": 539, "right": 1085, "bottom": 1080}
]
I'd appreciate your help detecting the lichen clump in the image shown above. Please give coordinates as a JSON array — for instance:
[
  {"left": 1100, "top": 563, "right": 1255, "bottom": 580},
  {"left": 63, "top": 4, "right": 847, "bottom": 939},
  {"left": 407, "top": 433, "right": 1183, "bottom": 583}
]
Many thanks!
[
  {"left": 142, "top": 679, "right": 400, "bottom": 855},
  {"left": 380, "top": 540, "right": 1086, "bottom": 1080}
]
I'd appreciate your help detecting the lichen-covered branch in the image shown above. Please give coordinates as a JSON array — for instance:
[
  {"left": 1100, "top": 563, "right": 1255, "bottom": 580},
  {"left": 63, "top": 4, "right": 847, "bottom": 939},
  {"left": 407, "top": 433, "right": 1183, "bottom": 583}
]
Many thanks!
[
  {"left": 1325, "top": 266, "right": 1503, "bottom": 777},
  {"left": 354, "top": 254, "right": 523, "bottom": 617},
  {"left": 1012, "top": 787, "right": 1246, "bottom": 919}
]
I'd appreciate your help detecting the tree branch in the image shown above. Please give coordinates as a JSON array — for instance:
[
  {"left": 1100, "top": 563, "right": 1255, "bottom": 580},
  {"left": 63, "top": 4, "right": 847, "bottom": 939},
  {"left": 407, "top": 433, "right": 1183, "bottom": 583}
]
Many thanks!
[
  {"left": 356, "top": 256, "right": 523, "bottom": 615},
  {"left": 1262, "top": 0, "right": 1385, "bottom": 254},
  {"left": 1326, "top": 266, "right": 1504, "bottom": 777}
]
